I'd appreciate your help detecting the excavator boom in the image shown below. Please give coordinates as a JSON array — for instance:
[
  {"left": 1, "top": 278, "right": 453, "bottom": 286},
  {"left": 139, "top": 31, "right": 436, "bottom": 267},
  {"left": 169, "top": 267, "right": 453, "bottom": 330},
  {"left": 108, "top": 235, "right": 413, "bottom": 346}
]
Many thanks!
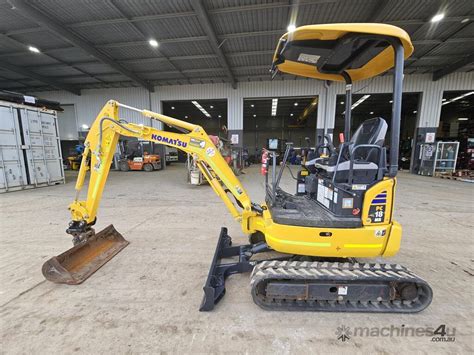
[{"left": 42, "top": 100, "right": 258, "bottom": 285}]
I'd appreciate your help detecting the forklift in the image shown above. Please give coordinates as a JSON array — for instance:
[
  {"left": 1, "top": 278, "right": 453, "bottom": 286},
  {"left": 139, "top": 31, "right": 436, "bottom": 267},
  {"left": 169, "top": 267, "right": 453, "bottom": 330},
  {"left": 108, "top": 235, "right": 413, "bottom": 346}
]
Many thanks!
[{"left": 118, "top": 139, "right": 161, "bottom": 172}]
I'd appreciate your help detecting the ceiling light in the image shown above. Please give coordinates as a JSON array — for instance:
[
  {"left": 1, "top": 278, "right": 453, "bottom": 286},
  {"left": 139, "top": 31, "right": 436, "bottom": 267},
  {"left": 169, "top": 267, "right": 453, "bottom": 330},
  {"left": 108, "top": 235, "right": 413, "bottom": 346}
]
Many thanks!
[
  {"left": 251, "top": 104, "right": 255, "bottom": 108},
  {"left": 287, "top": 24, "right": 296, "bottom": 33},
  {"left": 81, "top": 124, "right": 89, "bottom": 130},
  {"left": 431, "top": 13, "right": 445, "bottom": 23},
  {"left": 340, "top": 101, "right": 344, "bottom": 105},
  {"left": 149, "top": 39, "right": 159, "bottom": 47},
  {"left": 210, "top": 105, "right": 214, "bottom": 109},
  {"left": 253, "top": 114, "right": 256, "bottom": 118},
  {"left": 271, "top": 98, "right": 278, "bottom": 116},
  {"left": 171, "top": 106, "right": 175, "bottom": 110},
  {"left": 370, "top": 111, "right": 374, "bottom": 115},
  {"left": 442, "top": 91, "right": 474, "bottom": 106},
  {"left": 185, "top": 115, "right": 188, "bottom": 119},
  {"left": 191, "top": 100, "right": 211, "bottom": 118},
  {"left": 351, "top": 94, "right": 371, "bottom": 110},
  {"left": 290, "top": 113, "right": 294, "bottom": 116},
  {"left": 28, "top": 46, "right": 40, "bottom": 53},
  {"left": 413, "top": 110, "right": 417, "bottom": 114},
  {"left": 458, "top": 117, "right": 468, "bottom": 121},
  {"left": 389, "top": 100, "right": 393, "bottom": 103},
  {"left": 218, "top": 114, "right": 222, "bottom": 118},
  {"left": 294, "top": 102, "right": 298, "bottom": 106},
  {"left": 461, "top": 18, "right": 469, "bottom": 23}
]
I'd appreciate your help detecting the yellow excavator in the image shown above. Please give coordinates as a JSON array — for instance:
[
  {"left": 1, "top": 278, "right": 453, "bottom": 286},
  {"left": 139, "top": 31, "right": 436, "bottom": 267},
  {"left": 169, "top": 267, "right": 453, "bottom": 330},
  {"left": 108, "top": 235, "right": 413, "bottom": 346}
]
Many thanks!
[{"left": 43, "top": 24, "right": 433, "bottom": 313}]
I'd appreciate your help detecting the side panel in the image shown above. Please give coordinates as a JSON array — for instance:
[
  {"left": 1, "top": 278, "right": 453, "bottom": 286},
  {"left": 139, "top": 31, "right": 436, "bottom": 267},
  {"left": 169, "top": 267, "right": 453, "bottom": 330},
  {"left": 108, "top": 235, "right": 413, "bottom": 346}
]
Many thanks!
[
  {"left": 40, "top": 111, "right": 64, "bottom": 183},
  {"left": 21, "top": 108, "right": 64, "bottom": 186},
  {"left": 251, "top": 209, "right": 401, "bottom": 258},
  {"left": 362, "top": 178, "right": 396, "bottom": 226},
  {"left": 0, "top": 104, "right": 27, "bottom": 191}
]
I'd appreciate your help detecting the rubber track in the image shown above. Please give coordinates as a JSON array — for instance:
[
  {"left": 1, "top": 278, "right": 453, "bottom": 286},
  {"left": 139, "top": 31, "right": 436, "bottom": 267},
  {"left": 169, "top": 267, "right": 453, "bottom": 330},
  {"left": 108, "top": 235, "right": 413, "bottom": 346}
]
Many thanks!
[{"left": 250, "top": 260, "right": 433, "bottom": 313}]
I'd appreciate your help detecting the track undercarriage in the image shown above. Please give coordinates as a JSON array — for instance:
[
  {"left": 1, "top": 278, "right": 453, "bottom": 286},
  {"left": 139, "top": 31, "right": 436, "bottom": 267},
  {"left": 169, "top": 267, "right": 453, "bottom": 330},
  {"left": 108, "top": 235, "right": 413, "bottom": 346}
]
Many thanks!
[{"left": 200, "top": 228, "right": 433, "bottom": 313}]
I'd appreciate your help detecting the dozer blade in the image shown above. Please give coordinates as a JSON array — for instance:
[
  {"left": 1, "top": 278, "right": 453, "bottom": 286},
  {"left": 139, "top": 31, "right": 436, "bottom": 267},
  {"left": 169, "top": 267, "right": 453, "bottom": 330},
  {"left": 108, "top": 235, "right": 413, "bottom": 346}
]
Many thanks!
[
  {"left": 42, "top": 224, "right": 129, "bottom": 285},
  {"left": 200, "top": 228, "right": 254, "bottom": 311}
]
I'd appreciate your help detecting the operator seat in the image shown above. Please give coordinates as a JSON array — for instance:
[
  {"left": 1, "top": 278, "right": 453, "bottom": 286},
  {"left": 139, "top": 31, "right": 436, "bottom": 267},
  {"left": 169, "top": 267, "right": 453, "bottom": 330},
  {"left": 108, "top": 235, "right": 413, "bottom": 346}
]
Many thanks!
[
  {"left": 305, "top": 150, "right": 319, "bottom": 174},
  {"left": 315, "top": 117, "right": 388, "bottom": 183}
]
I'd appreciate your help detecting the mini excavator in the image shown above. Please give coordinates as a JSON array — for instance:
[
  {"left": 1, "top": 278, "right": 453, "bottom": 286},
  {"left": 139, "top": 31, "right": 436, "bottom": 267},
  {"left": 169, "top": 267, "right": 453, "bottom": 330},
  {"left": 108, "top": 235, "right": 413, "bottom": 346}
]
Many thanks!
[{"left": 43, "top": 24, "right": 433, "bottom": 313}]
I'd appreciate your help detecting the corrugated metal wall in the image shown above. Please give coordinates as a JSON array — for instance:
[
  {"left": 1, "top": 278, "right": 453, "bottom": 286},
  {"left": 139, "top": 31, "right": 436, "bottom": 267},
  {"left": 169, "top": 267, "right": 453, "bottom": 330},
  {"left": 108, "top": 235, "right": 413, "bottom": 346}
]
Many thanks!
[
  {"left": 34, "top": 87, "right": 152, "bottom": 128},
  {"left": 32, "top": 72, "right": 474, "bottom": 132}
]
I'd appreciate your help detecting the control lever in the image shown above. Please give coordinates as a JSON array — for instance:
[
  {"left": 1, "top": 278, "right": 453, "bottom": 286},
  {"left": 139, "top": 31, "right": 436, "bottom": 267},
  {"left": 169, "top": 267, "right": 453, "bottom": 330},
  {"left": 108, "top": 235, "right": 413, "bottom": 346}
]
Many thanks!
[{"left": 274, "top": 142, "right": 293, "bottom": 196}]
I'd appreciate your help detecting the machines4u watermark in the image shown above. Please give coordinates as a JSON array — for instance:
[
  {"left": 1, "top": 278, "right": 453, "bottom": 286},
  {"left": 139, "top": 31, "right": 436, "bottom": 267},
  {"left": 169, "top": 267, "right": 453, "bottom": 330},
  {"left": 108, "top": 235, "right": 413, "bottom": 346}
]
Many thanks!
[{"left": 336, "top": 324, "right": 456, "bottom": 342}]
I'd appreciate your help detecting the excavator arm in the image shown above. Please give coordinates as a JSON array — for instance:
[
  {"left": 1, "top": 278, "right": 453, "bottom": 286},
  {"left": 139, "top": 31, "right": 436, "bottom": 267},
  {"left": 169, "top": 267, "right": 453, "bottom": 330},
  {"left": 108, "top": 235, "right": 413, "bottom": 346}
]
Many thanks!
[
  {"left": 42, "top": 100, "right": 260, "bottom": 285},
  {"left": 69, "top": 100, "right": 257, "bottom": 238}
]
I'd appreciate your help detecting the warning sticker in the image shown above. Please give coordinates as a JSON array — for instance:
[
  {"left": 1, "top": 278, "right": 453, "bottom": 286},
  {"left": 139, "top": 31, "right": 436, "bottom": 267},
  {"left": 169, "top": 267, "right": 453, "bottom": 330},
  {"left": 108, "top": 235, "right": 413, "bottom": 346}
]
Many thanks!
[
  {"left": 189, "top": 138, "right": 206, "bottom": 148},
  {"left": 297, "top": 183, "right": 306, "bottom": 194},
  {"left": 317, "top": 182, "right": 330, "bottom": 208},
  {"left": 206, "top": 147, "right": 216, "bottom": 157},
  {"left": 298, "top": 53, "right": 320, "bottom": 64},
  {"left": 338, "top": 286, "right": 348, "bottom": 295},
  {"left": 375, "top": 229, "right": 386, "bottom": 237},
  {"left": 342, "top": 198, "right": 353, "bottom": 209}
]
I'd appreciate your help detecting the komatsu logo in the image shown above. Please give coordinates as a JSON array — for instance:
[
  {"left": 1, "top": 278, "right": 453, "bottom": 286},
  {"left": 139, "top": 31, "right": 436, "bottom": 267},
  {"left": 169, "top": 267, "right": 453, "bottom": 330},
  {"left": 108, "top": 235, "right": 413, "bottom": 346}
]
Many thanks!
[{"left": 151, "top": 134, "right": 187, "bottom": 147}]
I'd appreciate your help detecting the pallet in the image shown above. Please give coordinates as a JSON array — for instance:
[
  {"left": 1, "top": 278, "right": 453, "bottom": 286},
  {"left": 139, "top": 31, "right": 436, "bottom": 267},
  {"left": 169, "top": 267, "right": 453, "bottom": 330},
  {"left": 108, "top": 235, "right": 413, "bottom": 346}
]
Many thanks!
[
  {"left": 453, "top": 169, "right": 473, "bottom": 177},
  {"left": 434, "top": 171, "right": 474, "bottom": 183}
]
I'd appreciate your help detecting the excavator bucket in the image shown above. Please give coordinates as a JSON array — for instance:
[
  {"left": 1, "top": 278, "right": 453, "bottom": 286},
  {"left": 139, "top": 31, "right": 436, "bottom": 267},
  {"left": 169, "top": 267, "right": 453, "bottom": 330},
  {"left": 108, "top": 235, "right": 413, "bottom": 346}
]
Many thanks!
[{"left": 42, "top": 225, "right": 129, "bottom": 285}]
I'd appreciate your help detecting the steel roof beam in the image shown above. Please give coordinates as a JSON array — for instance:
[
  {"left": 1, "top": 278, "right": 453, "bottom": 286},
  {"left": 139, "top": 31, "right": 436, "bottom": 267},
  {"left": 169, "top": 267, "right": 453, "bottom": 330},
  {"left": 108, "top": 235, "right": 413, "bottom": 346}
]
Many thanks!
[
  {"left": 70, "top": 11, "right": 196, "bottom": 28},
  {"left": 433, "top": 53, "right": 474, "bottom": 81},
  {"left": 20, "top": 52, "right": 467, "bottom": 74},
  {"left": 4, "top": 3, "right": 291, "bottom": 35},
  {"left": 23, "top": 49, "right": 276, "bottom": 70},
  {"left": 105, "top": 0, "right": 187, "bottom": 83},
  {"left": 2, "top": 1, "right": 299, "bottom": 35},
  {"left": 0, "top": 73, "right": 31, "bottom": 88},
  {"left": 6, "top": 13, "right": 467, "bottom": 38},
  {"left": 45, "top": 65, "right": 271, "bottom": 80},
  {"left": 191, "top": 0, "right": 237, "bottom": 89},
  {"left": 1, "top": 33, "right": 471, "bottom": 60},
  {"left": 7, "top": 0, "right": 154, "bottom": 92},
  {"left": 368, "top": 0, "right": 391, "bottom": 22},
  {"left": 5, "top": 12, "right": 196, "bottom": 36},
  {"left": 0, "top": 33, "right": 108, "bottom": 86},
  {"left": 1, "top": 74, "right": 314, "bottom": 91},
  {"left": 408, "top": 15, "right": 472, "bottom": 74},
  {"left": 0, "top": 60, "right": 81, "bottom": 94}
]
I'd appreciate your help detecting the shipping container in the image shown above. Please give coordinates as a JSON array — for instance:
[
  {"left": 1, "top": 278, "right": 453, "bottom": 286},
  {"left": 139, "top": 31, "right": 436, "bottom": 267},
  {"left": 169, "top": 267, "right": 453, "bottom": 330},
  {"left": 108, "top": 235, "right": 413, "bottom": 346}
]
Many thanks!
[{"left": 0, "top": 100, "right": 64, "bottom": 192}]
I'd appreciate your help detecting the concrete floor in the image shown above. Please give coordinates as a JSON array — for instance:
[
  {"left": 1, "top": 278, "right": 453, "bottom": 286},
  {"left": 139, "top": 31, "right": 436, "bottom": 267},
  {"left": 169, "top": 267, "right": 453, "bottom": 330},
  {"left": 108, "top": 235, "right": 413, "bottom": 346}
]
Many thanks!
[{"left": 1, "top": 164, "right": 472, "bottom": 354}]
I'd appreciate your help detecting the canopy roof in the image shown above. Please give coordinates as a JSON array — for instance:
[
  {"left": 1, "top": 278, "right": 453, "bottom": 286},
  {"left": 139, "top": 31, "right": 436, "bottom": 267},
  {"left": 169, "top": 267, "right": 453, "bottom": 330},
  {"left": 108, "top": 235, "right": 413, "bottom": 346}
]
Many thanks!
[{"left": 272, "top": 23, "right": 414, "bottom": 82}]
